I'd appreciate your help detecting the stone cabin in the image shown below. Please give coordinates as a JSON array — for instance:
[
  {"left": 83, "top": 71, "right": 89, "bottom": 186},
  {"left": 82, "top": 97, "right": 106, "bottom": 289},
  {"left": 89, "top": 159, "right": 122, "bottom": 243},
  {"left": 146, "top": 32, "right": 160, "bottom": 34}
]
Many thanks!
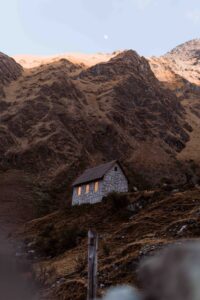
[{"left": 72, "top": 160, "right": 128, "bottom": 206}]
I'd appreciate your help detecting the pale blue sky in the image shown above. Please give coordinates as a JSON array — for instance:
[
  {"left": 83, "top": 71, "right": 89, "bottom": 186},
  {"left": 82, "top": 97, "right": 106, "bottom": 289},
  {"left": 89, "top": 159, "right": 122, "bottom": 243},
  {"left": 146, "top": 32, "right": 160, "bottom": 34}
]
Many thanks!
[{"left": 0, "top": 0, "right": 199, "bottom": 56}]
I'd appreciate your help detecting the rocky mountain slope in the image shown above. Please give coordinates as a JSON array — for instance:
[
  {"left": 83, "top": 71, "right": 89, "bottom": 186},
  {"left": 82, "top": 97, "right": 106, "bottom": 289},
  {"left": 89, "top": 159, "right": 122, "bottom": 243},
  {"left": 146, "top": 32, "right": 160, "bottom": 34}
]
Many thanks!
[
  {"left": 0, "top": 40, "right": 200, "bottom": 300},
  {"left": 0, "top": 39, "right": 199, "bottom": 226},
  {"left": 0, "top": 48, "right": 195, "bottom": 199},
  {"left": 165, "top": 39, "right": 200, "bottom": 86},
  {"left": 149, "top": 39, "right": 200, "bottom": 166},
  {"left": 149, "top": 39, "right": 200, "bottom": 91}
]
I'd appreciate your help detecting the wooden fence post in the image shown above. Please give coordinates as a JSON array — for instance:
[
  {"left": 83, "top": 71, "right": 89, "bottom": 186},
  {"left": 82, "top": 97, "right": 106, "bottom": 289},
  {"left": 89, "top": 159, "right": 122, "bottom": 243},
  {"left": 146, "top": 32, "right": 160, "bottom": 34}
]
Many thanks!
[{"left": 87, "top": 229, "right": 98, "bottom": 300}]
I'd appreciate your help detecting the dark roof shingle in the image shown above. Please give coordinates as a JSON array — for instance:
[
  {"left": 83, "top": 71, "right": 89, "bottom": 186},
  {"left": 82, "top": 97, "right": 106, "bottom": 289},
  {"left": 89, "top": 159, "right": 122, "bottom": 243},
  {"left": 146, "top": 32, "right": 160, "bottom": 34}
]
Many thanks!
[{"left": 72, "top": 160, "right": 117, "bottom": 187}]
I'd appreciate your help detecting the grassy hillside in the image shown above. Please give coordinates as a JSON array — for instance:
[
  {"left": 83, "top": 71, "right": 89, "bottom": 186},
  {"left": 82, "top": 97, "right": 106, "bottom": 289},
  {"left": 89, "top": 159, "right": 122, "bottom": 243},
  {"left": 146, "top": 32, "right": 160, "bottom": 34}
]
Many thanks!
[{"left": 22, "top": 187, "right": 200, "bottom": 300}]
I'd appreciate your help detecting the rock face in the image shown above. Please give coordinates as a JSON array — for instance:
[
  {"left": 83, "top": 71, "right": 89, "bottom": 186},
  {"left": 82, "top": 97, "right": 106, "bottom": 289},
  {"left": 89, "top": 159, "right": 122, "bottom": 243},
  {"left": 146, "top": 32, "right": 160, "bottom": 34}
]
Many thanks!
[
  {"left": 149, "top": 39, "right": 200, "bottom": 88},
  {"left": 165, "top": 39, "right": 200, "bottom": 85},
  {"left": 0, "top": 48, "right": 195, "bottom": 192},
  {"left": 149, "top": 39, "right": 200, "bottom": 166}
]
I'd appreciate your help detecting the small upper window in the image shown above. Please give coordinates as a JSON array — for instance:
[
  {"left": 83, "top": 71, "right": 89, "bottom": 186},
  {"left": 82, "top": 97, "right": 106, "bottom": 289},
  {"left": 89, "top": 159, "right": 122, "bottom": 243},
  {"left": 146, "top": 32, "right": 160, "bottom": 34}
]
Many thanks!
[
  {"left": 86, "top": 184, "right": 90, "bottom": 194},
  {"left": 77, "top": 186, "right": 82, "bottom": 196},
  {"left": 94, "top": 181, "right": 99, "bottom": 192},
  {"left": 114, "top": 166, "right": 118, "bottom": 171}
]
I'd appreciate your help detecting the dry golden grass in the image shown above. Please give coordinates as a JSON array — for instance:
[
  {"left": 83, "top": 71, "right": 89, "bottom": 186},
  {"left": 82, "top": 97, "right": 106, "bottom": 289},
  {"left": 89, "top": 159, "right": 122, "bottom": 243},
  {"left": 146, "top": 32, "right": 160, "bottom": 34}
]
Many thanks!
[{"left": 22, "top": 188, "right": 200, "bottom": 299}]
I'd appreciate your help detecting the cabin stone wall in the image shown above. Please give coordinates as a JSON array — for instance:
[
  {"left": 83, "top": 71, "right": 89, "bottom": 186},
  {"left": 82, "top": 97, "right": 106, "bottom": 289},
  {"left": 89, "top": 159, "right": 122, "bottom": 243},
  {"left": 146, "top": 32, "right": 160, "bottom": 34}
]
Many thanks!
[
  {"left": 103, "top": 163, "right": 128, "bottom": 196},
  {"left": 72, "top": 163, "right": 128, "bottom": 206}
]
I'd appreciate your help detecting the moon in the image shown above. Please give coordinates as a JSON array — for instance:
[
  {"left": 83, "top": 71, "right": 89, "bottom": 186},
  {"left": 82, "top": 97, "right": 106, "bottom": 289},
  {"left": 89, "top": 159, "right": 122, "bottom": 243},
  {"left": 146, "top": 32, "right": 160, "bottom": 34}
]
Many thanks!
[{"left": 104, "top": 34, "right": 109, "bottom": 40}]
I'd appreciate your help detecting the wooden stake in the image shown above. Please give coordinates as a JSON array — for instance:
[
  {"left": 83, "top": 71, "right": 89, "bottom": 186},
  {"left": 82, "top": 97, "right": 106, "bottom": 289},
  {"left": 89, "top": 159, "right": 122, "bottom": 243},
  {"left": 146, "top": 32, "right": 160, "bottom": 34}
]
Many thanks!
[{"left": 87, "top": 229, "right": 98, "bottom": 300}]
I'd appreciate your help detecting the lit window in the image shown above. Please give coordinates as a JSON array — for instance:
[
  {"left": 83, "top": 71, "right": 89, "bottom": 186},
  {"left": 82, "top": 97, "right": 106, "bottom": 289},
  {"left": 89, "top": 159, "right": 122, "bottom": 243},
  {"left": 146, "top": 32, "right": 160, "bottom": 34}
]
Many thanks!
[
  {"left": 94, "top": 181, "right": 99, "bottom": 192},
  {"left": 77, "top": 186, "right": 82, "bottom": 196},
  {"left": 86, "top": 184, "right": 90, "bottom": 194}
]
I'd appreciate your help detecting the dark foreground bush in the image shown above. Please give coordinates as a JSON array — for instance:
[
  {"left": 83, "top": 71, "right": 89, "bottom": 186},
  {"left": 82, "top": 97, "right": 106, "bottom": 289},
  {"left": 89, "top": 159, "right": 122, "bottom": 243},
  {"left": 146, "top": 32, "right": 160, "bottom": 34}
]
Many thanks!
[
  {"left": 35, "top": 224, "right": 87, "bottom": 257},
  {"left": 103, "top": 192, "right": 130, "bottom": 211}
]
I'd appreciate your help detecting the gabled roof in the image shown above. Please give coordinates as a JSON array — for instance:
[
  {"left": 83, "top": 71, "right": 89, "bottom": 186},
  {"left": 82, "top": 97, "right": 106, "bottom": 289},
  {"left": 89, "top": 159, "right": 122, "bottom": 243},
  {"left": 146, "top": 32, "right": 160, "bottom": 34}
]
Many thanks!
[{"left": 72, "top": 160, "right": 120, "bottom": 187}]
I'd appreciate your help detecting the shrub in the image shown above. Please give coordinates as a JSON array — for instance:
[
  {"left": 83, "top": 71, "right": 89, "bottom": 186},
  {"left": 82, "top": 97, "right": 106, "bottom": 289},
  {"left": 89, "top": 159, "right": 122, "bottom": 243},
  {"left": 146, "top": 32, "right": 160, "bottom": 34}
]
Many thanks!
[
  {"left": 35, "top": 224, "right": 87, "bottom": 258},
  {"left": 57, "top": 227, "right": 79, "bottom": 254},
  {"left": 40, "top": 223, "right": 54, "bottom": 237},
  {"left": 104, "top": 192, "right": 129, "bottom": 211},
  {"left": 35, "top": 233, "right": 57, "bottom": 257}
]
